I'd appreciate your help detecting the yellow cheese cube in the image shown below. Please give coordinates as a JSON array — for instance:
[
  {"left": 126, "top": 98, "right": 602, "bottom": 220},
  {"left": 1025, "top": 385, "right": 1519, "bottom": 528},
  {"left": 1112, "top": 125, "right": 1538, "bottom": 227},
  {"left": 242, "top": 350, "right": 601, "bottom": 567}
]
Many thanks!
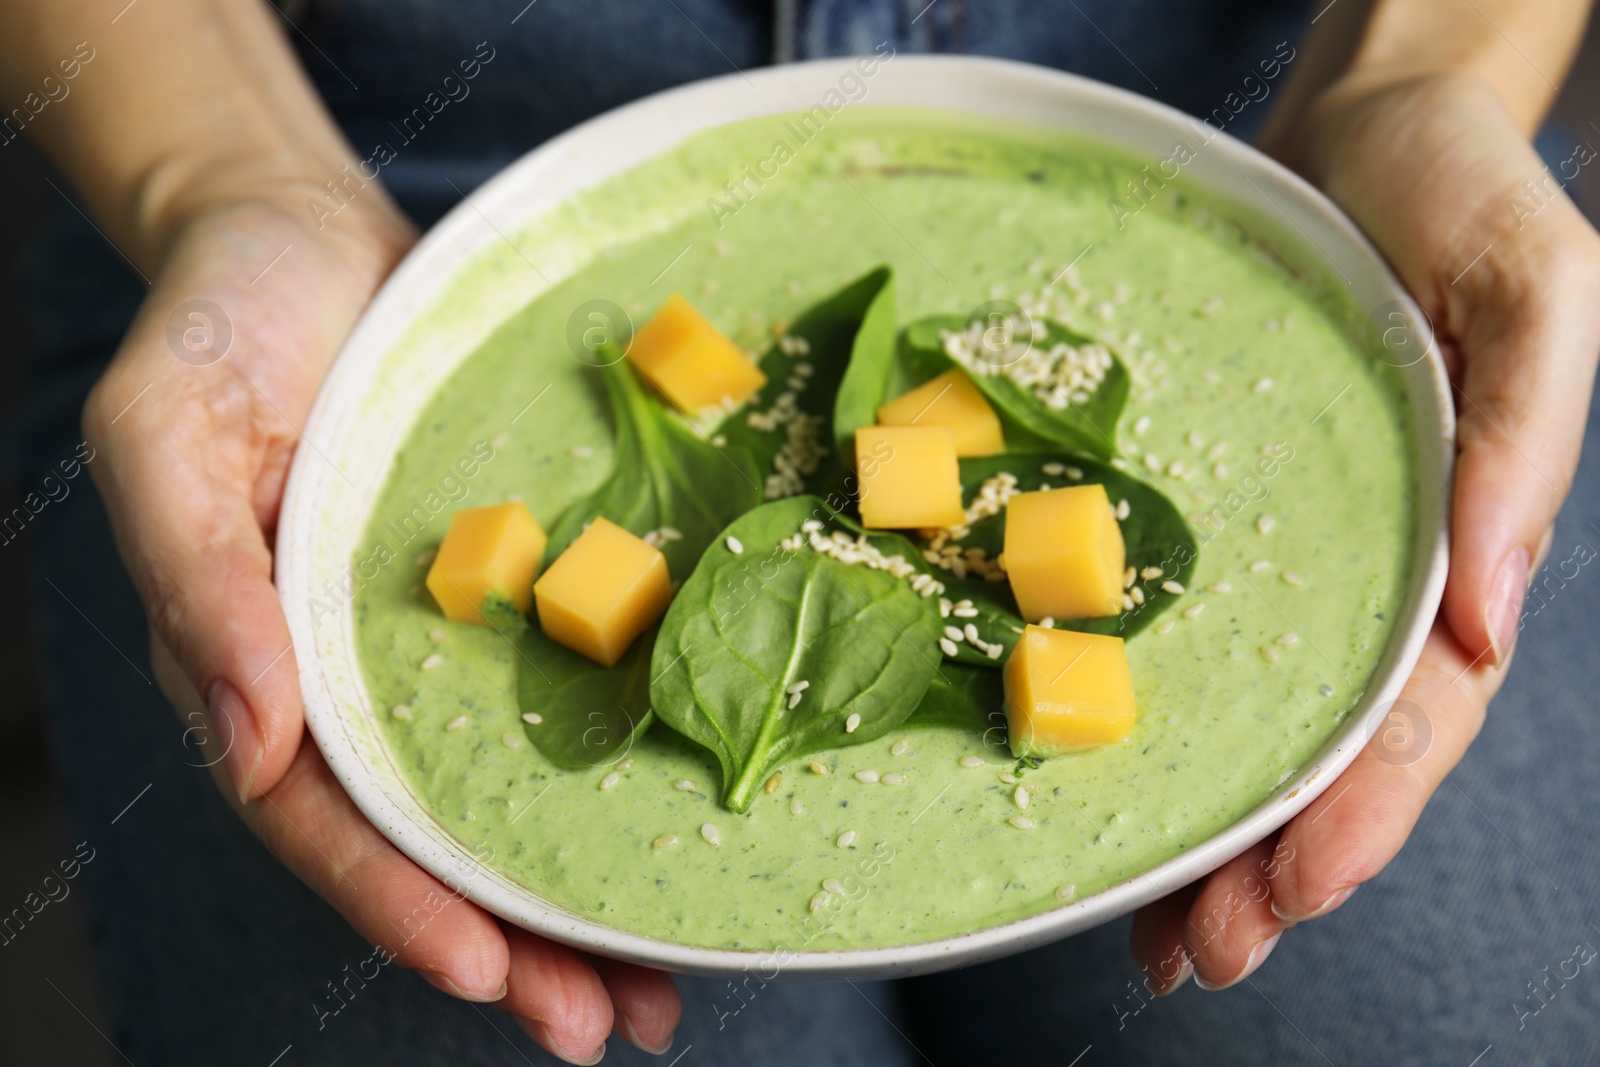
[
  {"left": 1003, "top": 625, "right": 1136, "bottom": 756},
  {"left": 625, "top": 294, "right": 767, "bottom": 414},
  {"left": 855, "top": 426, "right": 966, "bottom": 530},
  {"left": 1003, "top": 484, "right": 1125, "bottom": 621},
  {"left": 425, "top": 502, "right": 547, "bottom": 623},
  {"left": 875, "top": 370, "right": 1004, "bottom": 457},
  {"left": 533, "top": 517, "right": 673, "bottom": 667}
]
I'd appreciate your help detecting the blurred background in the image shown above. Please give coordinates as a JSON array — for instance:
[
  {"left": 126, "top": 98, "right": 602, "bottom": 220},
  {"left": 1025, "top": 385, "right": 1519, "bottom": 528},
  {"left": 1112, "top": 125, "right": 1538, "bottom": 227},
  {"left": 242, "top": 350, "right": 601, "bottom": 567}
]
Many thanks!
[{"left": 3, "top": 23, "right": 1599, "bottom": 1066}]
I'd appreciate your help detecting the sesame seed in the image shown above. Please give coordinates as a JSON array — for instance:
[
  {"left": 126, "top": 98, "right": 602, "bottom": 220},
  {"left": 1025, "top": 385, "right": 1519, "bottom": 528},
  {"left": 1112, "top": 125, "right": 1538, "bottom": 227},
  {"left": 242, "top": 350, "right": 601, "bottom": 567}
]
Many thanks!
[
  {"left": 659, "top": 526, "right": 682, "bottom": 541},
  {"left": 939, "top": 597, "right": 952, "bottom": 618},
  {"left": 1161, "top": 580, "right": 1185, "bottom": 595},
  {"left": 1250, "top": 560, "right": 1272, "bottom": 573},
  {"left": 1013, "top": 786, "right": 1030, "bottom": 810},
  {"left": 726, "top": 536, "right": 744, "bottom": 554},
  {"left": 1130, "top": 586, "right": 1145, "bottom": 605},
  {"left": 1066, "top": 466, "right": 1083, "bottom": 480},
  {"left": 701, "top": 824, "right": 721, "bottom": 846},
  {"left": 1141, "top": 566, "right": 1164, "bottom": 580},
  {"left": 837, "top": 830, "right": 857, "bottom": 848},
  {"left": 498, "top": 731, "right": 520, "bottom": 749},
  {"left": 1115, "top": 499, "right": 1130, "bottom": 521},
  {"left": 787, "top": 679, "right": 810, "bottom": 694},
  {"left": 428, "top": 628, "right": 448, "bottom": 643},
  {"left": 1207, "top": 581, "right": 1233, "bottom": 594},
  {"left": 1167, "top": 461, "right": 1186, "bottom": 478},
  {"left": 673, "top": 779, "right": 696, "bottom": 792},
  {"left": 1257, "top": 515, "right": 1276, "bottom": 535},
  {"left": 1009, "top": 816, "right": 1036, "bottom": 830},
  {"left": 569, "top": 445, "right": 594, "bottom": 459},
  {"left": 944, "top": 625, "right": 964, "bottom": 642},
  {"left": 963, "top": 623, "right": 981, "bottom": 644},
  {"left": 1186, "top": 431, "right": 1205, "bottom": 449},
  {"left": 392, "top": 704, "right": 413, "bottom": 720},
  {"left": 1143, "top": 453, "right": 1162, "bottom": 472},
  {"left": 599, "top": 771, "right": 620, "bottom": 790},
  {"left": 960, "top": 755, "right": 985, "bottom": 768},
  {"left": 855, "top": 770, "right": 880, "bottom": 784},
  {"left": 809, "top": 761, "right": 829, "bottom": 776},
  {"left": 1282, "top": 570, "right": 1305, "bottom": 587},
  {"left": 420, "top": 654, "right": 444, "bottom": 671},
  {"left": 998, "top": 771, "right": 1017, "bottom": 785},
  {"left": 1042, "top": 462, "right": 1066, "bottom": 476},
  {"left": 1207, "top": 442, "right": 1228, "bottom": 461},
  {"left": 1124, "top": 567, "right": 1137, "bottom": 588},
  {"left": 790, "top": 797, "right": 804, "bottom": 815},
  {"left": 653, "top": 833, "right": 679, "bottom": 848},
  {"left": 1276, "top": 633, "right": 1300, "bottom": 646},
  {"left": 617, "top": 758, "right": 634, "bottom": 770},
  {"left": 953, "top": 605, "right": 979, "bottom": 618},
  {"left": 712, "top": 434, "right": 728, "bottom": 447},
  {"left": 1156, "top": 620, "right": 1175, "bottom": 635},
  {"left": 1183, "top": 603, "right": 1206, "bottom": 619},
  {"left": 1212, "top": 462, "right": 1229, "bottom": 479},
  {"left": 1039, "top": 616, "right": 1056, "bottom": 629},
  {"left": 445, "top": 715, "right": 468, "bottom": 731},
  {"left": 521, "top": 712, "right": 543, "bottom": 725},
  {"left": 1260, "top": 645, "right": 1279, "bottom": 663},
  {"left": 985, "top": 643, "right": 1002, "bottom": 659},
  {"left": 787, "top": 691, "right": 803, "bottom": 710},
  {"left": 765, "top": 772, "right": 783, "bottom": 794},
  {"left": 882, "top": 772, "right": 907, "bottom": 785},
  {"left": 939, "top": 637, "right": 960, "bottom": 657},
  {"left": 1055, "top": 883, "right": 1077, "bottom": 901},
  {"left": 1133, "top": 415, "right": 1152, "bottom": 435},
  {"left": 810, "top": 891, "right": 831, "bottom": 913},
  {"left": 1253, "top": 377, "right": 1273, "bottom": 393},
  {"left": 891, "top": 739, "right": 910, "bottom": 756},
  {"left": 844, "top": 714, "right": 861, "bottom": 733}
]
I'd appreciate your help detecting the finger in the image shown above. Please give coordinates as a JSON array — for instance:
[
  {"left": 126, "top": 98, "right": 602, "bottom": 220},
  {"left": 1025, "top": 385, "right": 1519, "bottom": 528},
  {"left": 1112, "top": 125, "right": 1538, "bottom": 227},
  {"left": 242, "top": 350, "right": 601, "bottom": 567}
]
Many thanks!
[
  {"left": 1181, "top": 839, "right": 1292, "bottom": 990},
  {"left": 592, "top": 956, "right": 682, "bottom": 1054},
  {"left": 87, "top": 355, "right": 306, "bottom": 802},
  {"left": 1129, "top": 881, "right": 1199, "bottom": 995},
  {"left": 501, "top": 925, "right": 614, "bottom": 1066},
  {"left": 1441, "top": 194, "right": 1600, "bottom": 666},
  {"left": 1268, "top": 623, "right": 1503, "bottom": 922},
  {"left": 242, "top": 732, "right": 512, "bottom": 1000}
]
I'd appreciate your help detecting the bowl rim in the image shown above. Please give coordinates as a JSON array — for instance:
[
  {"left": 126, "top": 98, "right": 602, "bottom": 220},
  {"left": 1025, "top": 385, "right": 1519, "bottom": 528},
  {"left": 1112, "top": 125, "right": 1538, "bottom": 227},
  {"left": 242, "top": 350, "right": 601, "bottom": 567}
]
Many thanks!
[{"left": 278, "top": 53, "right": 1454, "bottom": 979}]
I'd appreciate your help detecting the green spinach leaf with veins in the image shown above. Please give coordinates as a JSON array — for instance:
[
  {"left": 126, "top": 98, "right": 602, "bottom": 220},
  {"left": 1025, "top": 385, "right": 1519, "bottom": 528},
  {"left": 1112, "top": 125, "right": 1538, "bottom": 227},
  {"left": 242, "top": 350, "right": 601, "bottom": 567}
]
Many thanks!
[
  {"left": 649, "top": 495, "right": 944, "bottom": 812},
  {"left": 716, "top": 267, "right": 894, "bottom": 499},
  {"left": 900, "top": 315, "right": 1130, "bottom": 460},
  {"left": 506, "top": 361, "right": 758, "bottom": 766},
  {"left": 480, "top": 596, "right": 654, "bottom": 768},
  {"left": 544, "top": 360, "right": 761, "bottom": 580}
]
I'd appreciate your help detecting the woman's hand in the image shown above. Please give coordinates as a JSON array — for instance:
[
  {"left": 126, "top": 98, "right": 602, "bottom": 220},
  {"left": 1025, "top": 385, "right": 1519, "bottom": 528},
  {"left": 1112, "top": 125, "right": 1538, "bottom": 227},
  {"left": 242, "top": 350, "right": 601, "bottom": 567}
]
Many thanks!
[
  {"left": 1130, "top": 70, "right": 1600, "bottom": 992},
  {"left": 83, "top": 187, "right": 682, "bottom": 1062}
]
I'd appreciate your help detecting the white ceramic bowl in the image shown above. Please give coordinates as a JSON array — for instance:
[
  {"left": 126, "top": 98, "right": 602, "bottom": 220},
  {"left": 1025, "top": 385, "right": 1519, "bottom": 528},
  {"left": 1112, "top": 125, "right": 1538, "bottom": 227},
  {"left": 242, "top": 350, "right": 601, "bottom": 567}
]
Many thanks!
[{"left": 278, "top": 55, "right": 1453, "bottom": 979}]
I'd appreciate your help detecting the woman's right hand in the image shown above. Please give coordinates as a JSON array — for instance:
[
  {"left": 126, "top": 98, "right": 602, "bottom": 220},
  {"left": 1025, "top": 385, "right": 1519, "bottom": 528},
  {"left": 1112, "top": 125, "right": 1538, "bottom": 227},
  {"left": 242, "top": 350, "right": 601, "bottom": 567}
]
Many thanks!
[{"left": 83, "top": 178, "right": 682, "bottom": 1063}]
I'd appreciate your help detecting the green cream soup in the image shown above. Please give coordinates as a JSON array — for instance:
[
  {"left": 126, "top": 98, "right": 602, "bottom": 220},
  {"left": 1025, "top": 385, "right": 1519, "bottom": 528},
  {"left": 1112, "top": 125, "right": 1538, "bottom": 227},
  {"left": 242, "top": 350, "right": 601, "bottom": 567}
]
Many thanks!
[{"left": 353, "top": 109, "right": 1414, "bottom": 951}]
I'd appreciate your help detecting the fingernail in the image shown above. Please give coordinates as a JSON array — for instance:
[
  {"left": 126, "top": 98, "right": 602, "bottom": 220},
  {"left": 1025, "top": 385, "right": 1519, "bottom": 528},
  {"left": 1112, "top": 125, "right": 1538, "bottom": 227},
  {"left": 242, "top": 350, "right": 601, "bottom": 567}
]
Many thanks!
[
  {"left": 420, "top": 969, "right": 507, "bottom": 1003},
  {"left": 1152, "top": 955, "right": 1193, "bottom": 997},
  {"left": 1194, "top": 932, "right": 1281, "bottom": 992},
  {"left": 208, "top": 680, "right": 262, "bottom": 803},
  {"left": 620, "top": 1015, "right": 674, "bottom": 1055},
  {"left": 519, "top": 1019, "right": 606, "bottom": 1065},
  {"left": 1486, "top": 545, "right": 1530, "bottom": 666},
  {"left": 1273, "top": 885, "right": 1355, "bottom": 923}
]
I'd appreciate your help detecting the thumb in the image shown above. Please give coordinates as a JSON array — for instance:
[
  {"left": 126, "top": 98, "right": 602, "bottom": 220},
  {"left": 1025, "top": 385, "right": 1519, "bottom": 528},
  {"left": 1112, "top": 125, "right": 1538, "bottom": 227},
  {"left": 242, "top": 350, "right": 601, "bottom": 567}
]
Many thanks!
[
  {"left": 1439, "top": 204, "right": 1600, "bottom": 667},
  {"left": 86, "top": 367, "right": 305, "bottom": 802}
]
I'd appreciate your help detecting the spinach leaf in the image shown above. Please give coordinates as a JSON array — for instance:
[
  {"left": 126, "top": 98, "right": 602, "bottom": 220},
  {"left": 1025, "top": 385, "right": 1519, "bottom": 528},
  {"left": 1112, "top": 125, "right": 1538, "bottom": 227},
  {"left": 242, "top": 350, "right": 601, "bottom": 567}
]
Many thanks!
[
  {"left": 480, "top": 596, "right": 654, "bottom": 768},
  {"left": 901, "top": 315, "right": 1130, "bottom": 460},
  {"left": 716, "top": 267, "right": 893, "bottom": 501},
  {"left": 902, "top": 663, "right": 1007, "bottom": 746},
  {"left": 649, "top": 495, "right": 944, "bottom": 812},
  {"left": 544, "top": 360, "right": 761, "bottom": 580},
  {"left": 929, "top": 453, "right": 1199, "bottom": 640},
  {"left": 829, "top": 269, "right": 899, "bottom": 461}
]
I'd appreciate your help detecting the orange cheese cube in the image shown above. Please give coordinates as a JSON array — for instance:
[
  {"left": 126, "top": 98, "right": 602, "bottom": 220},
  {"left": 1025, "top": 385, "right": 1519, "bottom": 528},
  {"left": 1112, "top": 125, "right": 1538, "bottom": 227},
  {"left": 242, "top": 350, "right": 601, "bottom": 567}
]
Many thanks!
[
  {"left": 855, "top": 425, "right": 966, "bottom": 530},
  {"left": 625, "top": 294, "right": 767, "bottom": 414},
  {"left": 875, "top": 370, "right": 1004, "bottom": 457},
  {"left": 1003, "top": 625, "right": 1136, "bottom": 756},
  {"left": 1003, "top": 484, "right": 1125, "bottom": 621},
  {"left": 425, "top": 502, "right": 547, "bottom": 623},
  {"left": 533, "top": 517, "right": 673, "bottom": 667}
]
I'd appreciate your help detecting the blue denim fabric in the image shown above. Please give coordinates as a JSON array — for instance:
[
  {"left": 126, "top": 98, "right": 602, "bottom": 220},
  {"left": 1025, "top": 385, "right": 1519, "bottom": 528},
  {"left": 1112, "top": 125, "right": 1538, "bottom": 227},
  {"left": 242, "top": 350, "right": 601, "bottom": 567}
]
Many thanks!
[{"left": 11, "top": 2, "right": 1600, "bottom": 1064}]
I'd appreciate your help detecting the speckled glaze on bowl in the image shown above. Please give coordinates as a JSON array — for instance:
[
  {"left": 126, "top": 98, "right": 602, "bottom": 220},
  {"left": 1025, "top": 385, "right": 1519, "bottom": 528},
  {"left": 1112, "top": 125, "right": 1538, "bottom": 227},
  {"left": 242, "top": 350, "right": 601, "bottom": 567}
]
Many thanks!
[{"left": 276, "top": 55, "right": 1453, "bottom": 979}]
